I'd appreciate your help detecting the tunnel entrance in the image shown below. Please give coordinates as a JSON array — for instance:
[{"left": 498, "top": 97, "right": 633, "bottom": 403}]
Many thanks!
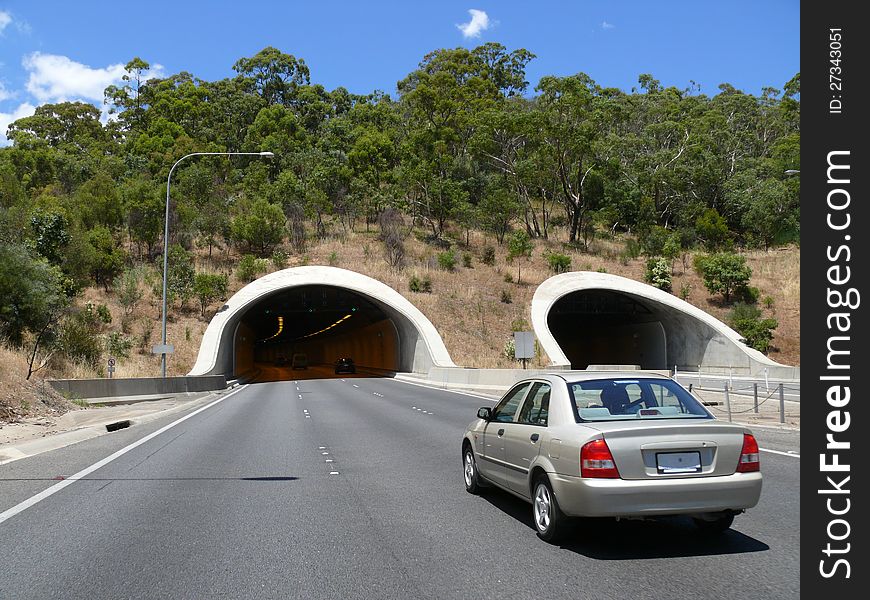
[
  {"left": 547, "top": 290, "right": 667, "bottom": 370},
  {"left": 189, "top": 266, "right": 455, "bottom": 379},
  {"left": 235, "top": 285, "right": 399, "bottom": 381}
]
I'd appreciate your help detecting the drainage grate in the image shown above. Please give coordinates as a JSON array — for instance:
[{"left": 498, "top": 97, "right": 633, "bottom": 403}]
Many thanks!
[{"left": 105, "top": 420, "right": 132, "bottom": 432}]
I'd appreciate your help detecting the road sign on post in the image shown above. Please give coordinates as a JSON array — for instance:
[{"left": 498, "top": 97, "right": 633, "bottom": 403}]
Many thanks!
[
  {"left": 514, "top": 331, "right": 535, "bottom": 370},
  {"left": 151, "top": 344, "right": 175, "bottom": 355},
  {"left": 107, "top": 357, "right": 116, "bottom": 379}
]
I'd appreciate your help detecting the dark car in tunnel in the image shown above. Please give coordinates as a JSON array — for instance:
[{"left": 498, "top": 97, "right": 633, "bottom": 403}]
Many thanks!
[
  {"left": 334, "top": 357, "right": 356, "bottom": 374},
  {"left": 291, "top": 353, "right": 308, "bottom": 369}
]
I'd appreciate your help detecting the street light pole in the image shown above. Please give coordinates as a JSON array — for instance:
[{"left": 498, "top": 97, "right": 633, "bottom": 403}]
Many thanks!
[{"left": 160, "top": 151, "right": 274, "bottom": 378}]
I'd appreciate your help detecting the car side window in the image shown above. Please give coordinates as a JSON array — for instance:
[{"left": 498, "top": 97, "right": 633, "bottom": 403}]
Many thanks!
[
  {"left": 518, "top": 382, "right": 550, "bottom": 426},
  {"left": 491, "top": 383, "right": 531, "bottom": 423}
]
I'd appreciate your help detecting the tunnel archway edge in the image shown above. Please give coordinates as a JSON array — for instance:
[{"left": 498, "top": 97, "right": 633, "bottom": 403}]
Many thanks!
[{"left": 189, "top": 266, "right": 456, "bottom": 377}]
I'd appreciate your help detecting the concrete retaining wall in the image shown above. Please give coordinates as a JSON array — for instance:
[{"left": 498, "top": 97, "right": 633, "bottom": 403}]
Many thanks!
[{"left": 48, "top": 376, "right": 228, "bottom": 399}]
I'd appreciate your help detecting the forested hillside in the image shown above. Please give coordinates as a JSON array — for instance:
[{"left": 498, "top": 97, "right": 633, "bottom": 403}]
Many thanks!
[{"left": 0, "top": 44, "right": 800, "bottom": 387}]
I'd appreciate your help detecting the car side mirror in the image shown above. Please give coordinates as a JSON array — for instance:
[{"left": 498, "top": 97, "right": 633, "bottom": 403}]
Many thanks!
[{"left": 477, "top": 407, "right": 492, "bottom": 421}]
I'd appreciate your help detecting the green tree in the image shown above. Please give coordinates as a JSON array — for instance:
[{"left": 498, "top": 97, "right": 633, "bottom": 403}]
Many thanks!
[
  {"left": 193, "top": 272, "right": 229, "bottom": 316},
  {"left": 230, "top": 198, "right": 285, "bottom": 256},
  {"left": 85, "top": 226, "right": 127, "bottom": 291},
  {"left": 507, "top": 231, "right": 533, "bottom": 284},
  {"left": 695, "top": 208, "right": 731, "bottom": 251},
  {"left": 695, "top": 253, "right": 752, "bottom": 303},
  {"left": 233, "top": 46, "right": 311, "bottom": 107}
]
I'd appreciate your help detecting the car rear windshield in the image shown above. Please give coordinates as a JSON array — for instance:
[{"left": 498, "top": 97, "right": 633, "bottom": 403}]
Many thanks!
[{"left": 567, "top": 378, "right": 711, "bottom": 422}]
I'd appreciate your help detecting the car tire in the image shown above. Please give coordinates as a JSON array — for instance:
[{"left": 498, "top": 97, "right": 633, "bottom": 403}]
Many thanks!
[
  {"left": 463, "top": 446, "right": 484, "bottom": 495},
  {"left": 693, "top": 512, "right": 735, "bottom": 535},
  {"left": 533, "top": 476, "right": 568, "bottom": 543}
]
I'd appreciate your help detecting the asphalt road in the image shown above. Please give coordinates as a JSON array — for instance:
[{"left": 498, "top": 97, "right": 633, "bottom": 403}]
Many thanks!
[{"left": 0, "top": 378, "right": 800, "bottom": 600}]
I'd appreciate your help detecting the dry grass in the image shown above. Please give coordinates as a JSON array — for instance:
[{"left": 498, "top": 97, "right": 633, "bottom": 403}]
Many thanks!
[
  {"left": 0, "top": 346, "right": 81, "bottom": 424},
  {"left": 9, "top": 223, "right": 801, "bottom": 385}
]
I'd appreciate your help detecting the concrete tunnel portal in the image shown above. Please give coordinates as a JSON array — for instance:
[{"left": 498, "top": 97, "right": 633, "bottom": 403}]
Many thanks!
[
  {"left": 189, "top": 266, "right": 455, "bottom": 380},
  {"left": 533, "top": 271, "right": 793, "bottom": 376}
]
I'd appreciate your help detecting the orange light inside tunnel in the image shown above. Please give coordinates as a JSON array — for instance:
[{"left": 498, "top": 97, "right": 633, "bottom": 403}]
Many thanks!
[
  {"left": 297, "top": 314, "right": 352, "bottom": 340},
  {"left": 261, "top": 316, "right": 284, "bottom": 341}
]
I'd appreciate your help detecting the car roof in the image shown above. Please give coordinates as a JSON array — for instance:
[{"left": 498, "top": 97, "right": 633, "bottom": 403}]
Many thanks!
[{"left": 521, "top": 370, "right": 673, "bottom": 384}]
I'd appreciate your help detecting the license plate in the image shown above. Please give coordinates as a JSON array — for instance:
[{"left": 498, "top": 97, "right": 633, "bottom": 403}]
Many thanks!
[{"left": 656, "top": 451, "right": 701, "bottom": 474}]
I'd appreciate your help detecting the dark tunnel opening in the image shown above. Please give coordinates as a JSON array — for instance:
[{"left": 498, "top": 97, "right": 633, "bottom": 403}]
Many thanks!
[
  {"left": 234, "top": 285, "right": 400, "bottom": 381},
  {"left": 548, "top": 290, "right": 668, "bottom": 370}
]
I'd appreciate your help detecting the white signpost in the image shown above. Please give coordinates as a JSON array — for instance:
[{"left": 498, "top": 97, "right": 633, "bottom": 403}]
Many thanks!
[
  {"left": 107, "top": 357, "right": 116, "bottom": 378},
  {"left": 514, "top": 331, "right": 535, "bottom": 370}
]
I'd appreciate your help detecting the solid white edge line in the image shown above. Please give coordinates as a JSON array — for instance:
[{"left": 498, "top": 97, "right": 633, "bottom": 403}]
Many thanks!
[
  {"left": 0, "top": 384, "right": 249, "bottom": 526},
  {"left": 760, "top": 448, "right": 800, "bottom": 458}
]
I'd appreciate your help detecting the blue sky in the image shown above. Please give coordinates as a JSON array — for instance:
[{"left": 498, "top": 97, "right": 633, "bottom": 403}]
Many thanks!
[{"left": 1, "top": 1, "right": 799, "bottom": 143}]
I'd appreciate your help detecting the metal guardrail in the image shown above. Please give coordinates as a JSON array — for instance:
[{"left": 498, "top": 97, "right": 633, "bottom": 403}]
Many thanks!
[{"left": 689, "top": 382, "right": 788, "bottom": 424}]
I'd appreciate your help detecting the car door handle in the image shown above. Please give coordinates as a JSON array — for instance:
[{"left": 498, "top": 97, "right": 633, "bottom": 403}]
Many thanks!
[
  {"left": 530, "top": 433, "right": 540, "bottom": 442},
  {"left": 497, "top": 428, "right": 505, "bottom": 436}
]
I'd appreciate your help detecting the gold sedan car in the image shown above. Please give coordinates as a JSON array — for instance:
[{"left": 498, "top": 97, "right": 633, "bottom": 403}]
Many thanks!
[{"left": 462, "top": 372, "right": 762, "bottom": 542}]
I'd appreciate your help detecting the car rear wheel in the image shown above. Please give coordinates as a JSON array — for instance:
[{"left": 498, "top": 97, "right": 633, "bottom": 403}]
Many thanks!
[
  {"left": 533, "top": 476, "right": 567, "bottom": 543},
  {"left": 693, "top": 512, "right": 735, "bottom": 535},
  {"left": 463, "top": 447, "right": 484, "bottom": 495}
]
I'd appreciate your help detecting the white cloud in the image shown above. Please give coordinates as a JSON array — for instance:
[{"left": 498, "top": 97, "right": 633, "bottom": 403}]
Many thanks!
[
  {"left": 601, "top": 21, "right": 615, "bottom": 30},
  {"left": 0, "top": 82, "right": 11, "bottom": 102},
  {"left": 23, "top": 52, "right": 127, "bottom": 104},
  {"left": 0, "top": 102, "right": 36, "bottom": 146},
  {"left": 457, "top": 9, "right": 490, "bottom": 38},
  {"left": 0, "top": 11, "right": 11, "bottom": 34}
]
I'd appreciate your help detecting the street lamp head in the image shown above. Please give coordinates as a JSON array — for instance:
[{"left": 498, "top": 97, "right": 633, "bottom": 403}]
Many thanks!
[{"left": 259, "top": 151, "right": 275, "bottom": 158}]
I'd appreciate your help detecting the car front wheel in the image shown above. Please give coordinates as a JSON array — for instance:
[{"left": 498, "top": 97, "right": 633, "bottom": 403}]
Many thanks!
[
  {"left": 463, "top": 447, "right": 484, "bottom": 495},
  {"left": 533, "top": 476, "right": 568, "bottom": 543}
]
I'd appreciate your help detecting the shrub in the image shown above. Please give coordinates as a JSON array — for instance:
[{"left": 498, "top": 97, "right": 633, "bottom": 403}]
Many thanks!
[
  {"left": 193, "top": 272, "right": 229, "bottom": 316},
  {"left": 237, "top": 254, "right": 268, "bottom": 282},
  {"left": 113, "top": 268, "right": 143, "bottom": 315},
  {"left": 545, "top": 252, "right": 572, "bottom": 274},
  {"left": 695, "top": 208, "right": 732, "bottom": 251},
  {"left": 328, "top": 251, "right": 339, "bottom": 266},
  {"left": 437, "top": 249, "right": 457, "bottom": 271},
  {"left": 503, "top": 272, "right": 514, "bottom": 283},
  {"left": 762, "top": 295, "right": 775, "bottom": 311},
  {"left": 679, "top": 282, "right": 692, "bottom": 301},
  {"left": 481, "top": 246, "right": 496, "bottom": 266},
  {"left": 271, "top": 250, "right": 288, "bottom": 270},
  {"left": 105, "top": 331, "right": 133, "bottom": 360},
  {"left": 623, "top": 238, "right": 641, "bottom": 260},
  {"left": 500, "top": 290, "right": 512, "bottom": 304},
  {"left": 230, "top": 198, "right": 285, "bottom": 256},
  {"left": 56, "top": 313, "right": 103, "bottom": 369},
  {"left": 510, "top": 318, "right": 530, "bottom": 332},
  {"left": 644, "top": 257, "right": 672, "bottom": 291},
  {"left": 379, "top": 208, "right": 405, "bottom": 269},
  {"left": 694, "top": 252, "right": 752, "bottom": 303},
  {"left": 740, "top": 285, "right": 760, "bottom": 304},
  {"left": 409, "top": 275, "right": 432, "bottom": 293},
  {"left": 157, "top": 244, "right": 195, "bottom": 308},
  {"left": 729, "top": 303, "right": 778, "bottom": 353},
  {"left": 462, "top": 252, "right": 473, "bottom": 269},
  {"left": 502, "top": 337, "right": 516, "bottom": 361}
]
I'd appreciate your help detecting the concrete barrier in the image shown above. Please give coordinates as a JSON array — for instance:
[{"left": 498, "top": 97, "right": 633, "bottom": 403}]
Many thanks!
[{"left": 48, "top": 376, "right": 228, "bottom": 399}]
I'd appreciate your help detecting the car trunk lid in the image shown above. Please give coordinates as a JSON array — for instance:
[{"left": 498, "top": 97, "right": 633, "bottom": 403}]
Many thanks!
[{"left": 585, "top": 420, "right": 749, "bottom": 480}]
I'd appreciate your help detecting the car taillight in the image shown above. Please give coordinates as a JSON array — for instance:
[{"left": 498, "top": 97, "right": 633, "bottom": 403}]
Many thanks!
[
  {"left": 581, "top": 439, "right": 620, "bottom": 478},
  {"left": 736, "top": 433, "right": 760, "bottom": 473}
]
